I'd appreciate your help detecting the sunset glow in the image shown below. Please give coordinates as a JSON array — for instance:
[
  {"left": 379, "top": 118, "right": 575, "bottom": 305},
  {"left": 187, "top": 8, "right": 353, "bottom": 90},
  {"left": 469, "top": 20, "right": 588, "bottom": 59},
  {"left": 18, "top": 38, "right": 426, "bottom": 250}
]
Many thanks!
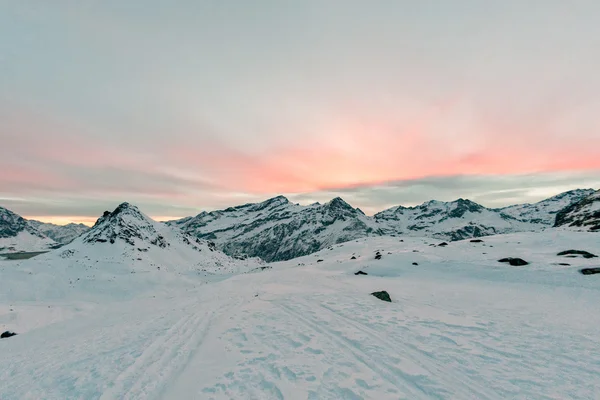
[{"left": 2, "top": 1, "right": 599, "bottom": 222}]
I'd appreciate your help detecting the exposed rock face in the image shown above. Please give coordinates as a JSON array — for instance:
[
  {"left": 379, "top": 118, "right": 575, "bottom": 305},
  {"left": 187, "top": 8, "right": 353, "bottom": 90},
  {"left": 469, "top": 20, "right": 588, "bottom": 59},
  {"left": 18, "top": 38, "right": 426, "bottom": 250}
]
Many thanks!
[{"left": 554, "top": 190, "right": 600, "bottom": 232}]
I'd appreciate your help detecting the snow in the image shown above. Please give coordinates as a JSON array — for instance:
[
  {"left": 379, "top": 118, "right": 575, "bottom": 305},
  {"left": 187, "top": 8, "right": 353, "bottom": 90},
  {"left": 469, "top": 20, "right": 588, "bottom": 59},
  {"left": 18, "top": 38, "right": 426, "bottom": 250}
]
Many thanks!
[{"left": 2, "top": 231, "right": 600, "bottom": 399}]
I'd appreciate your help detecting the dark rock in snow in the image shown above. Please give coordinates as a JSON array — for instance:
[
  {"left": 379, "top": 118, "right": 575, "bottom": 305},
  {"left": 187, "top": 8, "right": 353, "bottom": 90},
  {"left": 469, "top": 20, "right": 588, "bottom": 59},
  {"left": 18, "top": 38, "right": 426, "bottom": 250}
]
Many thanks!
[
  {"left": 557, "top": 250, "right": 597, "bottom": 259},
  {"left": 438, "top": 242, "right": 448, "bottom": 247},
  {"left": 374, "top": 253, "right": 382, "bottom": 260},
  {"left": 412, "top": 262, "right": 418, "bottom": 265},
  {"left": 317, "top": 259, "right": 324, "bottom": 263},
  {"left": 371, "top": 291, "right": 391, "bottom": 302},
  {"left": 498, "top": 257, "right": 529, "bottom": 266},
  {"left": 470, "top": 239, "right": 484, "bottom": 243},
  {"left": 351, "top": 256, "right": 357, "bottom": 260},
  {"left": 558, "top": 263, "right": 571, "bottom": 266},
  {"left": 1, "top": 331, "right": 17, "bottom": 339},
  {"left": 354, "top": 270, "right": 368, "bottom": 275},
  {"left": 579, "top": 268, "right": 600, "bottom": 275}
]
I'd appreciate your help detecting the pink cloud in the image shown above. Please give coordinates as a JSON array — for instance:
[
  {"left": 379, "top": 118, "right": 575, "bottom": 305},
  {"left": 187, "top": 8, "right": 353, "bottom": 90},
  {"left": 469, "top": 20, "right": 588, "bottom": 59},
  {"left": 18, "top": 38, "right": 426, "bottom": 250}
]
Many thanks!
[{"left": 3, "top": 100, "right": 599, "bottom": 205}]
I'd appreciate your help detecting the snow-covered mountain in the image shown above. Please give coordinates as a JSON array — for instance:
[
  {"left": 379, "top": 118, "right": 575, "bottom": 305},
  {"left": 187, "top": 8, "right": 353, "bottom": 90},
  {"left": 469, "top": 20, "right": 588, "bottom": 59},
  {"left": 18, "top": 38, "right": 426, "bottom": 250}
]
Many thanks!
[
  {"left": 2, "top": 202, "right": 264, "bottom": 301},
  {"left": 28, "top": 220, "right": 89, "bottom": 245},
  {"left": 498, "top": 189, "right": 595, "bottom": 225},
  {"left": 374, "top": 198, "right": 531, "bottom": 241},
  {"left": 169, "top": 190, "right": 596, "bottom": 261},
  {"left": 167, "top": 196, "right": 383, "bottom": 262},
  {"left": 0, "top": 207, "right": 58, "bottom": 253},
  {"left": 554, "top": 190, "right": 600, "bottom": 232}
]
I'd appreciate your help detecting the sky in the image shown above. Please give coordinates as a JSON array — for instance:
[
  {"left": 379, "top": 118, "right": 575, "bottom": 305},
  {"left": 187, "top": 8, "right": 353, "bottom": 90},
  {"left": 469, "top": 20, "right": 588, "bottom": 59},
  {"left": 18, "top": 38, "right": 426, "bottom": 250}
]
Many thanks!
[{"left": 1, "top": 1, "right": 599, "bottom": 225}]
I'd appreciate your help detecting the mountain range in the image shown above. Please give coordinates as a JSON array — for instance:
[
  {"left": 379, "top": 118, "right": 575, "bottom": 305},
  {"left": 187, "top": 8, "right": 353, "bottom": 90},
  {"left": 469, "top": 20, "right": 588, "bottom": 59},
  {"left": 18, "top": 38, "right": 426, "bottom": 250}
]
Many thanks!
[
  {"left": 168, "top": 188, "right": 597, "bottom": 261},
  {"left": 2, "top": 188, "right": 598, "bottom": 259}
]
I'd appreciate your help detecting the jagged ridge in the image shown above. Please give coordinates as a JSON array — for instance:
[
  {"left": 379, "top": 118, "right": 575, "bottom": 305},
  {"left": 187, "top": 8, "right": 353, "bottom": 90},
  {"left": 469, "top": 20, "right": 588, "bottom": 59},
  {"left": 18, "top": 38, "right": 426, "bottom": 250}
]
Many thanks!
[{"left": 169, "top": 189, "right": 597, "bottom": 261}]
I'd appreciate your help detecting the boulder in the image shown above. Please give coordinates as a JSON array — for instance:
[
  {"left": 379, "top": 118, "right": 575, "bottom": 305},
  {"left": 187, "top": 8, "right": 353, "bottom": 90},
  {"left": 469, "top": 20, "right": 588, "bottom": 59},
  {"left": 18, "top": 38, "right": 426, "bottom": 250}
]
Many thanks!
[
  {"left": 438, "top": 242, "right": 448, "bottom": 247},
  {"left": 580, "top": 268, "right": 600, "bottom": 275},
  {"left": 412, "top": 262, "right": 418, "bottom": 266},
  {"left": 557, "top": 250, "right": 597, "bottom": 259},
  {"left": 1, "top": 331, "right": 17, "bottom": 339},
  {"left": 354, "top": 270, "right": 368, "bottom": 275},
  {"left": 498, "top": 257, "right": 529, "bottom": 266},
  {"left": 470, "top": 239, "right": 484, "bottom": 243},
  {"left": 351, "top": 256, "right": 357, "bottom": 260},
  {"left": 317, "top": 259, "right": 324, "bottom": 263},
  {"left": 371, "top": 291, "right": 391, "bottom": 302}
]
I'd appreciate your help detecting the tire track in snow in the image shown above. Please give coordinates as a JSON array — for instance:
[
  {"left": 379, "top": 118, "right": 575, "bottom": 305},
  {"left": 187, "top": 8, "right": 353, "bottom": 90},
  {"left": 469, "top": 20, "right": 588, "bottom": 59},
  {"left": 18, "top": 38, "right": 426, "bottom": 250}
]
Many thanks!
[{"left": 99, "top": 308, "right": 214, "bottom": 400}]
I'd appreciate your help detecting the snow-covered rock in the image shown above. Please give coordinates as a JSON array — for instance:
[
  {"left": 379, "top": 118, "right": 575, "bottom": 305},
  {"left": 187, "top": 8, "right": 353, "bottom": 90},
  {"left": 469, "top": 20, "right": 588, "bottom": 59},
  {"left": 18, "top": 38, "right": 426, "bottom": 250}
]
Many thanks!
[
  {"left": 168, "top": 196, "right": 383, "bottom": 262},
  {"left": 28, "top": 221, "right": 89, "bottom": 245},
  {"left": 0, "top": 207, "right": 58, "bottom": 253},
  {"left": 554, "top": 190, "right": 600, "bottom": 232}
]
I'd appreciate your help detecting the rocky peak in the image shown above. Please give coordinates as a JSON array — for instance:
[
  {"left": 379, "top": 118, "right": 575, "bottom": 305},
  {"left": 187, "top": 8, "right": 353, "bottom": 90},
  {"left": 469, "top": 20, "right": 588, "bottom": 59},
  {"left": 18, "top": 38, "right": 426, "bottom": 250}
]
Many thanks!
[
  {"left": 325, "top": 197, "right": 354, "bottom": 211},
  {"left": 84, "top": 202, "right": 168, "bottom": 248},
  {"left": 449, "top": 198, "right": 484, "bottom": 217}
]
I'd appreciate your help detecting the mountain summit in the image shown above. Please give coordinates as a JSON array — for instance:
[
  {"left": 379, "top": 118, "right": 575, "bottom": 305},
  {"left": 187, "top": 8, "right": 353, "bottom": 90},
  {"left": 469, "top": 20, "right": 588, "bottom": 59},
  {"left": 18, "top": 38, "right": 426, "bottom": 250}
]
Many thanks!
[{"left": 83, "top": 202, "right": 169, "bottom": 248}]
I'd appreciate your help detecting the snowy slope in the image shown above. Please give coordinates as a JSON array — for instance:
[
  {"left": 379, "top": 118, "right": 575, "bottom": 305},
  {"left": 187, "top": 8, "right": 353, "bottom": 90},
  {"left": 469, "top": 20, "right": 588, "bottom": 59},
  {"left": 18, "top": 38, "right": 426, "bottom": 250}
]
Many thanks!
[
  {"left": 168, "top": 196, "right": 383, "bottom": 262},
  {"left": 555, "top": 189, "right": 600, "bottom": 231},
  {"left": 28, "top": 220, "right": 90, "bottom": 244},
  {"left": 0, "top": 206, "right": 58, "bottom": 253},
  {"left": 2, "top": 230, "right": 600, "bottom": 399},
  {"left": 0, "top": 202, "right": 264, "bottom": 302}
]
